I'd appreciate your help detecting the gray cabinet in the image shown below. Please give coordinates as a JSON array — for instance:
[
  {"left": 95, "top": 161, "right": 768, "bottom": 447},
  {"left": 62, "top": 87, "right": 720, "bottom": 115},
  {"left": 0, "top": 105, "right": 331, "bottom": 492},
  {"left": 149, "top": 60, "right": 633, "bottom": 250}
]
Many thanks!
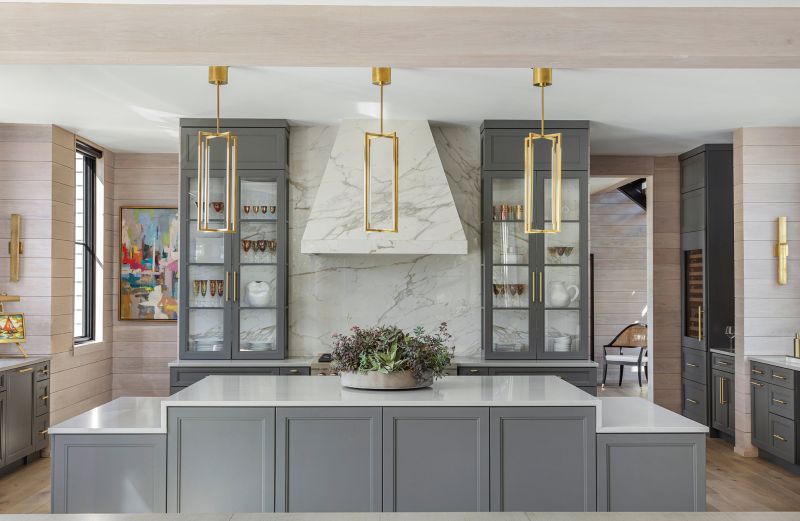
[
  {"left": 383, "top": 407, "right": 489, "bottom": 512},
  {"left": 750, "top": 360, "right": 800, "bottom": 469},
  {"left": 5, "top": 366, "right": 35, "bottom": 463},
  {"left": 167, "top": 407, "right": 275, "bottom": 513},
  {"left": 490, "top": 407, "right": 596, "bottom": 512},
  {"left": 276, "top": 407, "right": 381, "bottom": 512},
  {"left": 179, "top": 119, "right": 289, "bottom": 361},
  {"left": 597, "top": 433, "right": 706, "bottom": 512},
  {"left": 711, "top": 369, "right": 735, "bottom": 437},
  {"left": 169, "top": 365, "right": 310, "bottom": 394},
  {"left": 51, "top": 434, "right": 166, "bottom": 514},
  {"left": 751, "top": 378, "right": 771, "bottom": 449},
  {"left": 481, "top": 121, "right": 590, "bottom": 361},
  {"left": 0, "top": 391, "right": 5, "bottom": 467}
]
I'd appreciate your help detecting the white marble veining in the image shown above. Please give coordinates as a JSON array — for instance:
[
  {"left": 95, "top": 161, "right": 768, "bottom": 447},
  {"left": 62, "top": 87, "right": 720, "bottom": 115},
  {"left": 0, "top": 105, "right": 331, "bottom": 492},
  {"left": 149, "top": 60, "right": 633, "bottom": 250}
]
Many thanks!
[
  {"left": 301, "top": 119, "right": 467, "bottom": 255},
  {"left": 749, "top": 355, "right": 800, "bottom": 372},
  {"left": 597, "top": 397, "right": 708, "bottom": 434},
  {"left": 453, "top": 356, "right": 598, "bottom": 368},
  {"left": 288, "top": 125, "right": 482, "bottom": 357},
  {"left": 49, "top": 397, "right": 163, "bottom": 434},
  {"left": 0, "top": 356, "right": 49, "bottom": 371},
  {"left": 168, "top": 357, "right": 317, "bottom": 368}
]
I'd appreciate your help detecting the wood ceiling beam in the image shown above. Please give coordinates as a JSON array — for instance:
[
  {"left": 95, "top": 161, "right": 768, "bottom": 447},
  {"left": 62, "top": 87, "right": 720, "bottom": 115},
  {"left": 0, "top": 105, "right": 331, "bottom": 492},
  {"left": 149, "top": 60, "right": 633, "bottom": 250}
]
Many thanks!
[{"left": 0, "top": 4, "right": 798, "bottom": 67}]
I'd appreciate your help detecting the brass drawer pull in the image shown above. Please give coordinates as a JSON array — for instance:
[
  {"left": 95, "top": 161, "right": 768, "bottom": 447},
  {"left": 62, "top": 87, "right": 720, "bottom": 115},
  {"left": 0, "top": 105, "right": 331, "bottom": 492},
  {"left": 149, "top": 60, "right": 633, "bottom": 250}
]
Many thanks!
[
  {"left": 772, "top": 398, "right": 789, "bottom": 405},
  {"left": 773, "top": 434, "right": 788, "bottom": 442},
  {"left": 40, "top": 394, "right": 49, "bottom": 401},
  {"left": 469, "top": 369, "right": 480, "bottom": 374},
  {"left": 772, "top": 374, "right": 787, "bottom": 380},
  {"left": 716, "top": 360, "right": 729, "bottom": 366},
  {"left": 751, "top": 381, "right": 764, "bottom": 387},
  {"left": 686, "top": 398, "right": 699, "bottom": 405},
  {"left": 288, "top": 369, "right": 300, "bottom": 374},
  {"left": 686, "top": 363, "right": 699, "bottom": 368},
  {"left": 39, "top": 429, "right": 48, "bottom": 436},
  {"left": 752, "top": 369, "right": 765, "bottom": 375},
  {"left": 18, "top": 367, "right": 33, "bottom": 374}
]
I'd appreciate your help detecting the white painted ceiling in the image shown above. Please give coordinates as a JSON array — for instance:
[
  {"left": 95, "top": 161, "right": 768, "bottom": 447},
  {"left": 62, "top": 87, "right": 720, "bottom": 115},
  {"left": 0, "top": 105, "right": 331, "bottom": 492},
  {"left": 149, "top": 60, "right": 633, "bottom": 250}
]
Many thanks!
[
  {"left": 1, "top": 66, "right": 799, "bottom": 155},
  {"left": 4, "top": 1, "right": 798, "bottom": 5}
]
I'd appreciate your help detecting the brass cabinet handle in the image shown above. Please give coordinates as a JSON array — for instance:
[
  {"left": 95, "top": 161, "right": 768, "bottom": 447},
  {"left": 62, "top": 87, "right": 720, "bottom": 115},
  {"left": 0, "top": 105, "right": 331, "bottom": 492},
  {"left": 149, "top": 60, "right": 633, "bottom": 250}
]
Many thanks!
[
  {"left": 225, "top": 271, "right": 229, "bottom": 302},
  {"left": 751, "top": 381, "right": 764, "bottom": 387},
  {"left": 233, "top": 272, "right": 238, "bottom": 302},
  {"left": 697, "top": 306, "right": 703, "bottom": 341},
  {"left": 720, "top": 377, "right": 727, "bottom": 405},
  {"left": 39, "top": 429, "right": 48, "bottom": 436},
  {"left": 716, "top": 360, "right": 729, "bottom": 366},
  {"left": 686, "top": 398, "right": 699, "bottom": 405},
  {"left": 539, "top": 272, "right": 543, "bottom": 303},
  {"left": 752, "top": 369, "right": 765, "bottom": 375},
  {"left": 686, "top": 363, "right": 699, "bottom": 368},
  {"left": 772, "top": 374, "right": 787, "bottom": 380},
  {"left": 469, "top": 368, "right": 480, "bottom": 374},
  {"left": 772, "top": 398, "right": 788, "bottom": 405},
  {"left": 40, "top": 394, "right": 48, "bottom": 401},
  {"left": 18, "top": 367, "right": 33, "bottom": 374},
  {"left": 773, "top": 434, "right": 788, "bottom": 442},
  {"left": 531, "top": 272, "right": 536, "bottom": 303},
  {"left": 288, "top": 369, "right": 300, "bottom": 374}
]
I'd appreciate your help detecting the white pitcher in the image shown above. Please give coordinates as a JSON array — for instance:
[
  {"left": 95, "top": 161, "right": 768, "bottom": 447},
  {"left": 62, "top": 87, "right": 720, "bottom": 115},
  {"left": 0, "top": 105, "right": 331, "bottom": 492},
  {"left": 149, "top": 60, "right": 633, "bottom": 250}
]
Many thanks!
[
  {"left": 246, "top": 281, "right": 271, "bottom": 307},
  {"left": 547, "top": 281, "right": 579, "bottom": 307}
]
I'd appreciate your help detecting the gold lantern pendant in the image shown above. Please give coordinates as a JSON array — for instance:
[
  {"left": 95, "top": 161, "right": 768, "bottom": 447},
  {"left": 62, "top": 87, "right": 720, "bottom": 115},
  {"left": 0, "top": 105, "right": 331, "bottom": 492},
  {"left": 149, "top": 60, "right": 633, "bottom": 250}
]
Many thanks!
[
  {"left": 364, "top": 67, "right": 399, "bottom": 233},
  {"left": 524, "top": 67, "right": 562, "bottom": 235},
  {"left": 198, "top": 65, "right": 238, "bottom": 234}
]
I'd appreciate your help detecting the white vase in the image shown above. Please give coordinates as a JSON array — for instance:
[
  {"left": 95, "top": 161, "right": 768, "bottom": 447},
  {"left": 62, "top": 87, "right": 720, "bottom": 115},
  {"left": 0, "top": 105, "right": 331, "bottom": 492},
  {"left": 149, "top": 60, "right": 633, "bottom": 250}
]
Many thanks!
[
  {"left": 246, "top": 280, "right": 271, "bottom": 307},
  {"left": 547, "top": 281, "right": 580, "bottom": 307}
]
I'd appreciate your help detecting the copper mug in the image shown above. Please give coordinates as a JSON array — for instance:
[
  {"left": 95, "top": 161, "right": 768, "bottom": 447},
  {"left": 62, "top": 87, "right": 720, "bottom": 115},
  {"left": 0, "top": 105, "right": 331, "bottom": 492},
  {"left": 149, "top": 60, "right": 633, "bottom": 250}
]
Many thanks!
[
  {"left": 260, "top": 205, "right": 268, "bottom": 214},
  {"left": 243, "top": 205, "right": 251, "bottom": 214},
  {"left": 266, "top": 239, "right": 277, "bottom": 253},
  {"left": 242, "top": 239, "right": 252, "bottom": 252},
  {"left": 268, "top": 205, "right": 276, "bottom": 214},
  {"left": 256, "top": 240, "right": 267, "bottom": 252}
]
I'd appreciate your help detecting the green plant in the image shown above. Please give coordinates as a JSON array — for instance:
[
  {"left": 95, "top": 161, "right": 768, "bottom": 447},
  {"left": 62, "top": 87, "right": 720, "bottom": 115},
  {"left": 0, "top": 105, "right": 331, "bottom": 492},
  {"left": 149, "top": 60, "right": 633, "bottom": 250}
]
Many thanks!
[{"left": 331, "top": 323, "right": 452, "bottom": 380}]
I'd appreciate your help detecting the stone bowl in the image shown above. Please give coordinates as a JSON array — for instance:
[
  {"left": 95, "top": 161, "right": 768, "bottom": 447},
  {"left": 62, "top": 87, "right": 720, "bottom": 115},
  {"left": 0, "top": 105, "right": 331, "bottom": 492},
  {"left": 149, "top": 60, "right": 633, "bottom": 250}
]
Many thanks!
[{"left": 339, "top": 370, "right": 433, "bottom": 390}]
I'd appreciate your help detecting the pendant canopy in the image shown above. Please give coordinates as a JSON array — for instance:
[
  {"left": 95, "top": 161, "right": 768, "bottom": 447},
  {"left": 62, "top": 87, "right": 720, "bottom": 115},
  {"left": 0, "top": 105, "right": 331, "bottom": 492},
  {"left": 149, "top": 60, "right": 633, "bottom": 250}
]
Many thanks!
[
  {"left": 364, "top": 67, "right": 399, "bottom": 233},
  {"left": 198, "top": 65, "right": 238, "bottom": 234},
  {"left": 524, "top": 67, "right": 562, "bottom": 235}
]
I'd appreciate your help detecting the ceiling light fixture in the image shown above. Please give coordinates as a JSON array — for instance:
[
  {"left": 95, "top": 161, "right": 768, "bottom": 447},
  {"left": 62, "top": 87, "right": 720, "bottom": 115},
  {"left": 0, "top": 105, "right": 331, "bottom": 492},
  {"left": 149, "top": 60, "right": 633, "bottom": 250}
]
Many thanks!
[
  {"left": 198, "top": 65, "right": 237, "bottom": 234},
  {"left": 524, "top": 67, "right": 562, "bottom": 235},
  {"left": 364, "top": 67, "right": 399, "bottom": 233}
]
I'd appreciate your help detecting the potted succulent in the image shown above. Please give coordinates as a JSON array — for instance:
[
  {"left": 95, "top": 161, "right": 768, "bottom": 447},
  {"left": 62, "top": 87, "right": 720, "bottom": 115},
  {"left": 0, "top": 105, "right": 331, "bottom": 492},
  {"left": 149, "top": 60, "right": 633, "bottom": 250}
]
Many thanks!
[{"left": 331, "top": 323, "right": 453, "bottom": 390}]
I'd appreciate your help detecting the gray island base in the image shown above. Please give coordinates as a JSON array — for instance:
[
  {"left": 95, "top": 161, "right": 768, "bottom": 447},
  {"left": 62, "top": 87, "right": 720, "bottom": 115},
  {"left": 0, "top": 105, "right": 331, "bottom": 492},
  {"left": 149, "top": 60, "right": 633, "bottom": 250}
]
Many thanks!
[{"left": 50, "top": 375, "right": 707, "bottom": 514}]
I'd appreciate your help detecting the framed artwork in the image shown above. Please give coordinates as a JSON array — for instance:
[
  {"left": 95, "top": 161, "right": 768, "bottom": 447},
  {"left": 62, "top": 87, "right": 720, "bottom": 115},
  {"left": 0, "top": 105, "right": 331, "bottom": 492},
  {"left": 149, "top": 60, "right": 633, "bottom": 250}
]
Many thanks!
[
  {"left": 119, "top": 206, "right": 179, "bottom": 321},
  {"left": 0, "top": 312, "right": 25, "bottom": 342}
]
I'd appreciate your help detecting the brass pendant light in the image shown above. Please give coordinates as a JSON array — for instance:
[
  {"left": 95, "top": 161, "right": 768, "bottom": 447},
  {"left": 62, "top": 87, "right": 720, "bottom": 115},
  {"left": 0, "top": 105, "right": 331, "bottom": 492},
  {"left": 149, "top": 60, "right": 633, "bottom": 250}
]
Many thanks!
[
  {"left": 198, "top": 65, "right": 238, "bottom": 234},
  {"left": 364, "top": 67, "right": 399, "bottom": 233},
  {"left": 524, "top": 67, "right": 562, "bottom": 235}
]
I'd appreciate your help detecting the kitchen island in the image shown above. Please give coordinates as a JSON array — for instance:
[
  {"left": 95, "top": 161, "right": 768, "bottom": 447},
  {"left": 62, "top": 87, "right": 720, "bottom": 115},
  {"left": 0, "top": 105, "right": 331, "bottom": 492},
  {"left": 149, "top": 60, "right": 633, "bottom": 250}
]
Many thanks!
[{"left": 50, "top": 375, "right": 706, "bottom": 514}]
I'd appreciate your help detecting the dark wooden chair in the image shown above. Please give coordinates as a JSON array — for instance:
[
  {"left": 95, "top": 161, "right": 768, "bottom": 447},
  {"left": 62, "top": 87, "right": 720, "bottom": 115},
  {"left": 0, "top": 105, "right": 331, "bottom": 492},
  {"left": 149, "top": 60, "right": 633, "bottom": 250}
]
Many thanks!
[{"left": 602, "top": 324, "right": 648, "bottom": 388}]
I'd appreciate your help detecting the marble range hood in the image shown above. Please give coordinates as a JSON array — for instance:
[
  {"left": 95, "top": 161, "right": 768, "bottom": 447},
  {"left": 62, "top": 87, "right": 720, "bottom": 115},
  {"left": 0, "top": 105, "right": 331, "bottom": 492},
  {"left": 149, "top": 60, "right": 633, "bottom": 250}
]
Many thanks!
[{"left": 301, "top": 119, "right": 468, "bottom": 255}]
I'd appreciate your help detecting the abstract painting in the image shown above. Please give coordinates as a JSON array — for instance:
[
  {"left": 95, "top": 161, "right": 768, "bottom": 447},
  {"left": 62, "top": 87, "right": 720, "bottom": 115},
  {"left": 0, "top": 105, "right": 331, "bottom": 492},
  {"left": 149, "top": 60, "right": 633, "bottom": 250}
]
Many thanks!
[
  {"left": 120, "top": 207, "right": 179, "bottom": 320},
  {"left": 0, "top": 313, "right": 25, "bottom": 342}
]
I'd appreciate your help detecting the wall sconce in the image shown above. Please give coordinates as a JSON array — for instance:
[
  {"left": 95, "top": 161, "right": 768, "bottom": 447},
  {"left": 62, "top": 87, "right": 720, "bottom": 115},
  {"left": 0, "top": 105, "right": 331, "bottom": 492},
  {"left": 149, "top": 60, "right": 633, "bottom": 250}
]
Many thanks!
[
  {"left": 8, "top": 214, "right": 22, "bottom": 282},
  {"left": 775, "top": 216, "right": 789, "bottom": 285}
]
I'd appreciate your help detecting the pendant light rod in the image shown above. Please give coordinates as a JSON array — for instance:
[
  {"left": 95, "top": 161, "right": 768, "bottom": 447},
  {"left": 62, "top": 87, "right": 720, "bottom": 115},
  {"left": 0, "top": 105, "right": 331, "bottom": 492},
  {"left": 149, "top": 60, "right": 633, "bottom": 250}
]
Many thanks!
[
  {"left": 533, "top": 67, "right": 552, "bottom": 134},
  {"left": 208, "top": 66, "right": 229, "bottom": 133},
  {"left": 372, "top": 67, "right": 391, "bottom": 134}
]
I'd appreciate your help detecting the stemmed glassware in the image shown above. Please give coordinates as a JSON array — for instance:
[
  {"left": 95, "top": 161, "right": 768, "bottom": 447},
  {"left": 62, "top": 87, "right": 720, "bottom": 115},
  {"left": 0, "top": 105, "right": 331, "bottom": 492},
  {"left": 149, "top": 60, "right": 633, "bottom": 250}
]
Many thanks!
[{"left": 725, "top": 325, "right": 735, "bottom": 351}]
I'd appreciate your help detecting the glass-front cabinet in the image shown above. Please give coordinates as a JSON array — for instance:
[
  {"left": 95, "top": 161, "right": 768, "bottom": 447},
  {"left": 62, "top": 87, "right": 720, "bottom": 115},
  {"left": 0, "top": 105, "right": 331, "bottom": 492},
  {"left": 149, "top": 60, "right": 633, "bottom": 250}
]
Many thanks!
[
  {"left": 179, "top": 119, "right": 289, "bottom": 360},
  {"left": 481, "top": 121, "right": 589, "bottom": 360}
]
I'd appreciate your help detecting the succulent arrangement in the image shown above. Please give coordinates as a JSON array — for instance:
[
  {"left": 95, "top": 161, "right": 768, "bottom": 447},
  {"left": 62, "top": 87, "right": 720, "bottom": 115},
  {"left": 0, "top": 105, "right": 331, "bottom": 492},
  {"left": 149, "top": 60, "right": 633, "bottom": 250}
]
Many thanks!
[{"left": 331, "top": 323, "right": 453, "bottom": 381}]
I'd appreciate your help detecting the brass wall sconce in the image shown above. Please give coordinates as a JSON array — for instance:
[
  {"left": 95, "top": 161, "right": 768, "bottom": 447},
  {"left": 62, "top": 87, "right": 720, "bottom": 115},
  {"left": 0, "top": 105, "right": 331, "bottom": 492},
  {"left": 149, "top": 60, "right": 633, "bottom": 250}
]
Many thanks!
[
  {"left": 8, "top": 214, "right": 23, "bottom": 282},
  {"left": 364, "top": 66, "right": 399, "bottom": 233},
  {"left": 775, "top": 216, "right": 789, "bottom": 285}
]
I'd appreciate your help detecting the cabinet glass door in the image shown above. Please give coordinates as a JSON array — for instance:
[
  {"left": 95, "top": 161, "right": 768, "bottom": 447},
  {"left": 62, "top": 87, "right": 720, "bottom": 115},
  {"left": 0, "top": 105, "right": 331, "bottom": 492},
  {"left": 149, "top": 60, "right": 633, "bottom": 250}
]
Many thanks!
[
  {"left": 233, "top": 175, "right": 285, "bottom": 358},
  {"left": 486, "top": 175, "right": 530, "bottom": 356},
  {"left": 539, "top": 174, "right": 585, "bottom": 358},
  {"left": 182, "top": 173, "right": 231, "bottom": 358},
  {"left": 682, "top": 231, "right": 705, "bottom": 349}
]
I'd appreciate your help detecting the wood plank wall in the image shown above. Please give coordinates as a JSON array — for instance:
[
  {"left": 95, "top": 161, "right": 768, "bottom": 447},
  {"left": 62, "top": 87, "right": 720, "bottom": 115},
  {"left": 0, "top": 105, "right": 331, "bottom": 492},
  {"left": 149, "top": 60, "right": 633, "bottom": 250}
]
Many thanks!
[
  {"left": 111, "top": 154, "right": 179, "bottom": 398},
  {"left": 733, "top": 127, "right": 800, "bottom": 456},
  {"left": 592, "top": 156, "right": 681, "bottom": 412},
  {"left": 0, "top": 124, "right": 114, "bottom": 424},
  {"left": 589, "top": 190, "right": 647, "bottom": 383}
]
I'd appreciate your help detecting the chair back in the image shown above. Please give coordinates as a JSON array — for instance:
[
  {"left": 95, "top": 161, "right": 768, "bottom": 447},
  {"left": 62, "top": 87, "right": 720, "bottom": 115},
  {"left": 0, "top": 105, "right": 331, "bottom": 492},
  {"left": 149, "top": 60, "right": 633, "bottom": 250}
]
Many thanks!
[{"left": 608, "top": 324, "right": 647, "bottom": 348}]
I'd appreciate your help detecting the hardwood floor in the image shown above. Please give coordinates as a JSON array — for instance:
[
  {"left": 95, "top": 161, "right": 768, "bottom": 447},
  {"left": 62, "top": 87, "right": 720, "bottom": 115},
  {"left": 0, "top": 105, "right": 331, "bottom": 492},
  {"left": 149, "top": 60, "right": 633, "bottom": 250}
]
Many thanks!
[{"left": 1, "top": 439, "right": 799, "bottom": 513}]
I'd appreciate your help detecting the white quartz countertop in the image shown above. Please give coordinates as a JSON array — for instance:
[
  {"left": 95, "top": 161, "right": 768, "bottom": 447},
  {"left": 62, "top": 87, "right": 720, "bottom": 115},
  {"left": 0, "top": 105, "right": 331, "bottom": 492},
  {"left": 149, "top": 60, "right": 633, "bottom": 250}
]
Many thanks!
[
  {"left": 49, "top": 397, "right": 164, "bottom": 434},
  {"left": 597, "top": 396, "right": 708, "bottom": 434},
  {"left": 0, "top": 356, "right": 49, "bottom": 371},
  {"left": 169, "top": 357, "right": 317, "bottom": 367},
  {"left": 452, "top": 356, "right": 598, "bottom": 368},
  {"left": 749, "top": 355, "right": 800, "bottom": 372}
]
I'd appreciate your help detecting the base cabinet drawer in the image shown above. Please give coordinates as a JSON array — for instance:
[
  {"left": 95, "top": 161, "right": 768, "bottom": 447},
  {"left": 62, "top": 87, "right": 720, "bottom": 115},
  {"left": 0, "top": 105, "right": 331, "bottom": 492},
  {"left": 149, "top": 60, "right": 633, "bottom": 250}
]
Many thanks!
[
  {"left": 458, "top": 367, "right": 488, "bottom": 376},
  {"left": 597, "top": 433, "right": 706, "bottom": 512},
  {"left": 52, "top": 434, "right": 166, "bottom": 513},
  {"left": 486, "top": 367, "right": 597, "bottom": 387},
  {"left": 768, "top": 413, "right": 797, "bottom": 463},
  {"left": 768, "top": 386, "right": 799, "bottom": 419},
  {"left": 34, "top": 415, "right": 49, "bottom": 451},
  {"left": 682, "top": 348, "right": 707, "bottom": 385},
  {"left": 35, "top": 379, "right": 50, "bottom": 417},
  {"left": 682, "top": 378, "right": 707, "bottom": 426},
  {"left": 279, "top": 367, "right": 310, "bottom": 376},
  {"left": 170, "top": 367, "right": 282, "bottom": 387}
]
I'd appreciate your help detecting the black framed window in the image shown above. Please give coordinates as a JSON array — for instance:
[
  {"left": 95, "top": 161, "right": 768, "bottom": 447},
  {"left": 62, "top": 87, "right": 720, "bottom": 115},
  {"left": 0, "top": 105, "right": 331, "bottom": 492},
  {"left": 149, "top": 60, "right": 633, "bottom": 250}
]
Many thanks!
[{"left": 74, "top": 142, "right": 101, "bottom": 344}]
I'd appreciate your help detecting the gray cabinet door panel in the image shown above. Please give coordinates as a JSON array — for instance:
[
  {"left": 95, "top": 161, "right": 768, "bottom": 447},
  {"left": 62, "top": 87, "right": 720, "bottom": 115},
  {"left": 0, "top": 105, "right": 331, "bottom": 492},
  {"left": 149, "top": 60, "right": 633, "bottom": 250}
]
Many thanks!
[
  {"left": 5, "top": 368, "right": 34, "bottom": 462},
  {"left": 768, "top": 413, "right": 796, "bottom": 462},
  {"left": 34, "top": 379, "right": 49, "bottom": 418},
  {"left": 682, "top": 378, "right": 707, "bottom": 425},
  {"left": 490, "top": 407, "right": 596, "bottom": 512},
  {"left": 181, "top": 127, "right": 287, "bottom": 170},
  {"left": 51, "top": 434, "right": 167, "bottom": 514},
  {"left": 482, "top": 128, "right": 589, "bottom": 171},
  {"left": 681, "top": 152, "right": 705, "bottom": 193},
  {"left": 750, "top": 379, "right": 771, "bottom": 449},
  {"left": 597, "top": 433, "right": 706, "bottom": 512},
  {"left": 383, "top": 407, "right": 489, "bottom": 512},
  {"left": 167, "top": 407, "right": 275, "bottom": 513},
  {"left": 682, "top": 347, "right": 707, "bottom": 385},
  {"left": 275, "top": 407, "right": 381, "bottom": 513},
  {"left": 0, "top": 391, "right": 5, "bottom": 467},
  {"left": 681, "top": 189, "right": 706, "bottom": 233}
]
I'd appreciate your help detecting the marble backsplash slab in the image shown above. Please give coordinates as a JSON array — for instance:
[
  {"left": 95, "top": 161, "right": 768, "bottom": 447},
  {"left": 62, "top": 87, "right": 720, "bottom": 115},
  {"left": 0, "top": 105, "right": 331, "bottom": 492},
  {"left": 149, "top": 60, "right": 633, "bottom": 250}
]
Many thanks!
[{"left": 288, "top": 125, "right": 482, "bottom": 357}]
